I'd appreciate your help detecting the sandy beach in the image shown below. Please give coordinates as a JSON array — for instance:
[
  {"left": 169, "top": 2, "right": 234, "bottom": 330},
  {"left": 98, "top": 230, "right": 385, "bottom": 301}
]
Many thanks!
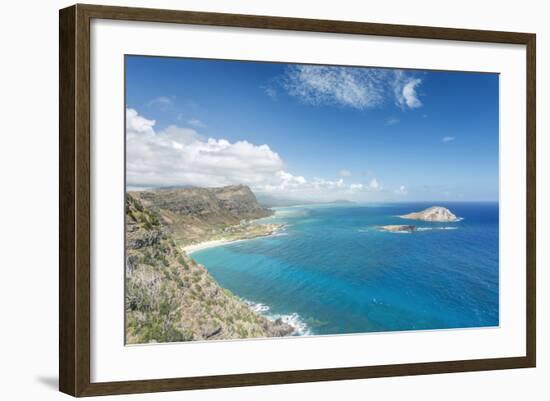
[
  {"left": 183, "top": 238, "right": 248, "bottom": 254},
  {"left": 183, "top": 226, "right": 284, "bottom": 255}
]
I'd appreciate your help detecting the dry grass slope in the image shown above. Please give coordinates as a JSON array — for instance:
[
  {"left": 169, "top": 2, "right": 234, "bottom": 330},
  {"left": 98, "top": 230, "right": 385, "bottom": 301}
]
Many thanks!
[{"left": 125, "top": 193, "right": 293, "bottom": 344}]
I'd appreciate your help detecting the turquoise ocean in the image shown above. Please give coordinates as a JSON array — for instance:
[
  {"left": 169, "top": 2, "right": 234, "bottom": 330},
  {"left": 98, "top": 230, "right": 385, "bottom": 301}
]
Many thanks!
[{"left": 191, "top": 203, "right": 499, "bottom": 336}]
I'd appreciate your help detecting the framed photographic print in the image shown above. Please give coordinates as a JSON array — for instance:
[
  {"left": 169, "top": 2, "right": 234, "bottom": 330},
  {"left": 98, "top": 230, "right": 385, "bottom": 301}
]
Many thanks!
[{"left": 59, "top": 4, "right": 536, "bottom": 397}]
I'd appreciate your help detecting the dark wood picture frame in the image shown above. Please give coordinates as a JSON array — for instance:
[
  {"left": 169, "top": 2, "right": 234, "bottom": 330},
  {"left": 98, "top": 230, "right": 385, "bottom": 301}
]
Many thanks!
[{"left": 59, "top": 3, "right": 536, "bottom": 397}]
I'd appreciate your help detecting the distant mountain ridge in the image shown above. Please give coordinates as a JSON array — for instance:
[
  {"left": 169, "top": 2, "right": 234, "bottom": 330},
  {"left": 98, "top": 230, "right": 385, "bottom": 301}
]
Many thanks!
[
  {"left": 256, "top": 193, "right": 356, "bottom": 208},
  {"left": 130, "top": 185, "right": 273, "bottom": 245}
]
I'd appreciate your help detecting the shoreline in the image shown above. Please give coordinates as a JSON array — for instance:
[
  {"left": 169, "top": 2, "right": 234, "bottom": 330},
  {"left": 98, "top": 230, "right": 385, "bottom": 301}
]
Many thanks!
[
  {"left": 245, "top": 300, "right": 311, "bottom": 336},
  {"left": 182, "top": 224, "right": 309, "bottom": 336},
  {"left": 184, "top": 237, "right": 249, "bottom": 254},
  {"left": 183, "top": 225, "right": 284, "bottom": 255}
]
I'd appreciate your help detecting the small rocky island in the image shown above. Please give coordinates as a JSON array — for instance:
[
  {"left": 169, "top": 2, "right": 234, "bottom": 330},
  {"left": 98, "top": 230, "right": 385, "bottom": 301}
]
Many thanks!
[
  {"left": 400, "top": 206, "right": 459, "bottom": 222},
  {"left": 379, "top": 225, "right": 416, "bottom": 233}
]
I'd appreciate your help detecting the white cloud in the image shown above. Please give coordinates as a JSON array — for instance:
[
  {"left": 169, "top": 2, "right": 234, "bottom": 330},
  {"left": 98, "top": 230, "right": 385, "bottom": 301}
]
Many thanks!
[
  {"left": 257, "top": 170, "right": 309, "bottom": 193},
  {"left": 127, "top": 109, "right": 394, "bottom": 201},
  {"left": 398, "top": 78, "right": 422, "bottom": 108},
  {"left": 369, "top": 178, "right": 381, "bottom": 191},
  {"left": 339, "top": 169, "right": 351, "bottom": 177},
  {"left": 276, "top": 170, "right": 307, "bottom": 186},
  {"left": 395, "top": 185, "right": 408, "bottom": 195},
  {"left": 127, "top": 108, "right": 284, "bottom": 188},
  {"left": 280, "top": 66, "right": 422, "bottom": 110},
  {"left": 392, "top": 71, "right": 422, "bottom": 109},
  {"left": 126, "top": 108, "right": 155, "bottom": 136},
  {"left": 442, "top": 136, "right": 456, "bottom": 143},
  {"left": 161, "top": 125, "right": 205, "bottom": 144}
]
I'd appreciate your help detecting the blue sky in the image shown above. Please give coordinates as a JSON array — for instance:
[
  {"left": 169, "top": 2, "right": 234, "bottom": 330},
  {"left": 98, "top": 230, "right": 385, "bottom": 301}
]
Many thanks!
[{"left": 125, "top": 55, "right": 499, "bottom": 202}]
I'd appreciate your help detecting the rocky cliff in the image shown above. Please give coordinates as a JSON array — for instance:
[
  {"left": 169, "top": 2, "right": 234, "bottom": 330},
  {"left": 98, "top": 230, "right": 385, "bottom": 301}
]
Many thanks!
[
  {"left": 125, "top": 193, "right": 293, "bottom": 344},
  {"left": 130, "top": 185, "right": 273, "bottom": 245}
]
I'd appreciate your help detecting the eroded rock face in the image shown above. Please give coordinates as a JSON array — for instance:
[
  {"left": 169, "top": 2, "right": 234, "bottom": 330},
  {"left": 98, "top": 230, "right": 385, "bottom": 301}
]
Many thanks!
[
  {"left": 400, "top": 206, "right": 459, "bottom": 222},
  {"left": 212, "top": 185, "right": 270, "bottom": 218}
]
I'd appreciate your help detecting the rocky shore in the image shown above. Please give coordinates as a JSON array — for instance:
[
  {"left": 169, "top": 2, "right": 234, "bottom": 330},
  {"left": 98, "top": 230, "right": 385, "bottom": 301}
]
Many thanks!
[{"left": 378, "top": 224, "right": 417, "bottom": 233}]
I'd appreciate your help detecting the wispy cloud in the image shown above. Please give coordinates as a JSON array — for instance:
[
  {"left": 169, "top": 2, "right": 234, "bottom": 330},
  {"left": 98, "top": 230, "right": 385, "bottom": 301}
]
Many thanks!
[
  {"left": 147, "top": 96, "right": 173, "bottom": 107},
  {"left": 442, "top": 136, "right": 456, "bottom": 143},
  {"left": 277, "top": 66, "right": 423, "bottom": 110},
  {"left": 264, "top": 86, "right": 278, "bottom": 100}
]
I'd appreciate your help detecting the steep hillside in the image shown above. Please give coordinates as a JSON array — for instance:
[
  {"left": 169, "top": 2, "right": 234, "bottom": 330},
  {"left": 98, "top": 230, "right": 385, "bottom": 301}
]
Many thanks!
[
  {"left": 130, "top": 185, "right": 273, "bottom": 245},
  {"left": 125, "top": 194, "right": 293, "bottom": 344}
]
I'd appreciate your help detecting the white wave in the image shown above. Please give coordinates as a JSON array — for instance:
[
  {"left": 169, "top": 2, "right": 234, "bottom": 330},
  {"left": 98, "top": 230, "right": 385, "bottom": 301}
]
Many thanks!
[
  {"left": 417, "top": 226, "right": 458, "bottom": 231},
  {"left": 271, "top": 232, "right": 289, "bottom": 237},
  {"left": 275, "top": 313, "right": 312, "bottom": 336},
  {"left": 245, "top": 300, "right": 271, "bottom": 313},
  {"left": 245, "top": 300, "right": 311, "bottom": 336}
]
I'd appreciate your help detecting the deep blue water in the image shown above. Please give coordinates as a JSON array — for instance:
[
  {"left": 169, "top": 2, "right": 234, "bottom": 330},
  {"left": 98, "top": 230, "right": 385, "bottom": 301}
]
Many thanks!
[{"left": 191, "top": 203, "right": 499, "bottom": 335}]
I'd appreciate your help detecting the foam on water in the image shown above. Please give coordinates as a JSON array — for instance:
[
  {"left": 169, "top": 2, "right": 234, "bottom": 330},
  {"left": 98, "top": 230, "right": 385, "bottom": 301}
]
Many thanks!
[
  {"left": 275, "top": 313, "right": 312, "bottom": 336},
  {"left": 245, "top": 300, "right": 270, "bottom": 313},
  {"left": 245, "top": 300, "right": 311, "bottom": 336},
  {"left": 417, "top": 226, "right": 459, "bottom": 231}
]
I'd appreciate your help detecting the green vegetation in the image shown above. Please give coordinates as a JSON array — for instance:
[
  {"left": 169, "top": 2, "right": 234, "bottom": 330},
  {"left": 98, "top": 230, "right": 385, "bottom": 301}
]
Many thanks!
[{"left": 125, "top": 192, "right": 293, "bottom": 344}]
